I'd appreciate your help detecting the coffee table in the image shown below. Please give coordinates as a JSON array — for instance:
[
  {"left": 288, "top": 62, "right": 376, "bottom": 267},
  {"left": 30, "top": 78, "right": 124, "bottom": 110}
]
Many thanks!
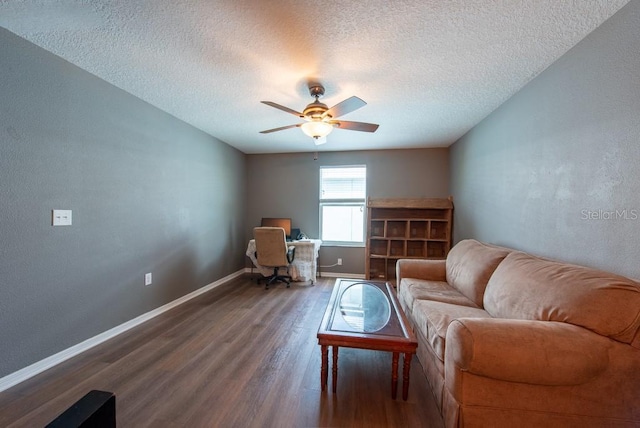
[{"left": 317, "top": 278, "right": 418, "bottom": 400}]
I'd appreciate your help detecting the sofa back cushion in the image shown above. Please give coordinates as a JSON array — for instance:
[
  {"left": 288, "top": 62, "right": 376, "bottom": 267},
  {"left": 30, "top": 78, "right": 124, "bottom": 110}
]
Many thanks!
[
  {"left": 445, "top": 239, "right": 512, "bottom": 307},
  {"left": 484, "top": 251, "right": 640, "bottom": 346}
]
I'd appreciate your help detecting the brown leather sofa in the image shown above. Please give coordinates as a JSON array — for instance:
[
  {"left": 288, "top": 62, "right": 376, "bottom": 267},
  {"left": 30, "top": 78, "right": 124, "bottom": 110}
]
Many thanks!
[{"left": 396, "top": 239, "right": 640, "bottom": 427}]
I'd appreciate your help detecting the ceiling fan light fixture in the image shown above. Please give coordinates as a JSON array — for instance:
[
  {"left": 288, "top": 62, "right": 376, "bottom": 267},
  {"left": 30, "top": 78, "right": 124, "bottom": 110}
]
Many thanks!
[{"left": 301, "top": 120, "right": 333, "bottom": 139}]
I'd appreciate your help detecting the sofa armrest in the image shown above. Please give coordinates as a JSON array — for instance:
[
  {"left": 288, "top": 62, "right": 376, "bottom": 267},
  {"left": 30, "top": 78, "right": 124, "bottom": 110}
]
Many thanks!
[
  {"left": 445, "top": 318, "right": 610, "bottom": 387},
  {"left": 396, "top": 259, "right": 446, "bottom": 284}
]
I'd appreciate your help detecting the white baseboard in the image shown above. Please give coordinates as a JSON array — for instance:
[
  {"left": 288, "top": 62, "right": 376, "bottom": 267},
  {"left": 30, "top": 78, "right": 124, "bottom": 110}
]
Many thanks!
[{"left": 0, "top": 269, "right": 245, "bottom": 393}]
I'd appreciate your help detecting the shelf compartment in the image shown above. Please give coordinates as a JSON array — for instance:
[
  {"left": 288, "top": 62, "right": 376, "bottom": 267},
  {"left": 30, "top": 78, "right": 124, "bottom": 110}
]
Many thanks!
[
  {"left": 370, "top": 239, "right": 388, "bottom": 256},
  {"left": 427, "top": 241, "right": 447, "bottom": 258},
  {"left": 430, "top": 221, "right": 449, "bottom": 240},
  {"left": 369, "top": 258, "right": 387, "bottom": 280},
  {"left": 370, "top": 220, "right": 385, "bottom": 238},
  {"left": 371, "top": 204, "right": 450, "bottom": 219},
  {"left": 407, "top": 240, "right": 426, "bottom": 257},
  {"left": 386, "top": 221, "right": 407, "bottom": 238},
  {"left": 389, "top": 240, "right": 406, "bottom": 257},
  {"left": 421, "top": 209, "right": 449, "bottom": 220},
  {"left": 408, "top": 220, "right": 428, "bottom": 239},
  {"left": 386, "top": 259, "right": 397, "bottom": 281}
]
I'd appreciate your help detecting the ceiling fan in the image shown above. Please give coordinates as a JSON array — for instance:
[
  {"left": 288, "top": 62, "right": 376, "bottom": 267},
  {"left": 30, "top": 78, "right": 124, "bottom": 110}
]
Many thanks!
[{"left": 260, "top": 83, "right": 379, "bottom": 145}]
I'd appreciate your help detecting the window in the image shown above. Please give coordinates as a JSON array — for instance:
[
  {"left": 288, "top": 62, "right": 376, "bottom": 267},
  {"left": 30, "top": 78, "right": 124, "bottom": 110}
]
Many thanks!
[{"left": 319, "top": 166, "right": 366, "bottom": 246}]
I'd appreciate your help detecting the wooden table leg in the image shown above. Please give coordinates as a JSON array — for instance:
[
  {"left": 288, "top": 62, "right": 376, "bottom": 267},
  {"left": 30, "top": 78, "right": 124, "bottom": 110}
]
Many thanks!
[
  {"left": 332, "top": 346, "right": 338, "bottom": 393},
  {"left": 320, "top": 345, "right": 328, "bottom": 391},
  {"left": 402, "top": 352, "right": 412, "bottom": 400},
  {"left": 391, "top": 352, "right": 399, "bottom": 399}
]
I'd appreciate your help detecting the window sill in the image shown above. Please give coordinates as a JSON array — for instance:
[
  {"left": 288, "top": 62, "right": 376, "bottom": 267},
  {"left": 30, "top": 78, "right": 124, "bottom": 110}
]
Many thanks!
[{"left": 321, "top": 242, "right": 366, "bottom": 248}]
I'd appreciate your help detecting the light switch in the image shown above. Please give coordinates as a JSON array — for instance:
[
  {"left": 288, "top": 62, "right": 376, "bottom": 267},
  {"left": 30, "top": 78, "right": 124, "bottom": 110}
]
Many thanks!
[{"left": 52, "top": 209, "right": 72, "bottom": 226}]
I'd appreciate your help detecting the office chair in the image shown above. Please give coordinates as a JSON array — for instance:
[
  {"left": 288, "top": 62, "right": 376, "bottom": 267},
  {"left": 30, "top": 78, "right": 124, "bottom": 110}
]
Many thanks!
[{"left": 253, "top": 227, "right": 296, "bottom": 289}]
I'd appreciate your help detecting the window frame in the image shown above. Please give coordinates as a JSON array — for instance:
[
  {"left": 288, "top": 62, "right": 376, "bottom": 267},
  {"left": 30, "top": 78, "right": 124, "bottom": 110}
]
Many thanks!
[{"left": 319, "top": 165, "right": 367, "bottom": 247}]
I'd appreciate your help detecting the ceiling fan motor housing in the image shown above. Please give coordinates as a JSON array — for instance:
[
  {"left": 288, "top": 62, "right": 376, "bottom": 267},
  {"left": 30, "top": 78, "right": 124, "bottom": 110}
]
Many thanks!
[
  {"left": 303, "top": 101, "right": 329, "bottom": 120},
  {"left": 303, "top": 84, "right": 329, "bottom": 119}
]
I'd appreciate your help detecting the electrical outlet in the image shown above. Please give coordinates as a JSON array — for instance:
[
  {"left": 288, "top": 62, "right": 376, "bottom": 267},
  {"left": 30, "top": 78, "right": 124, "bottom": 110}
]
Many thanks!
[
  {"left": 145, "top": 273, "right": 152, "bottom": 286},
  {"left": 337, "top": 258, "right": 343, "bottom": 266},
  {"left": 52, "top": 209, "right": 72, "bottom": 226}
]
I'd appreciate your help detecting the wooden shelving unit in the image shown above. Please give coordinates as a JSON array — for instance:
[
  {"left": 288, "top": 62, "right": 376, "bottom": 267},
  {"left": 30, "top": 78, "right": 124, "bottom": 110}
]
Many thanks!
[{"left": 365, "top": 197, "right": 453, "bottom": 282}]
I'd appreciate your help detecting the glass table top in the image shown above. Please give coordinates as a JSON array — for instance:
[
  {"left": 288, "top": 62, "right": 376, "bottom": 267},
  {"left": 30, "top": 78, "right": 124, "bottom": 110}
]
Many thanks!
[{"left": 338, "top": 282, "right": 391, "bottom": 333}]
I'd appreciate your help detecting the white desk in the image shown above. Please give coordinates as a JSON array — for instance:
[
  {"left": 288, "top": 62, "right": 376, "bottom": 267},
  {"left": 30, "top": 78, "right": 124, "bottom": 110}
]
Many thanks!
[{"left": 246, "top": 239, "right": 322, "bottom": 283}]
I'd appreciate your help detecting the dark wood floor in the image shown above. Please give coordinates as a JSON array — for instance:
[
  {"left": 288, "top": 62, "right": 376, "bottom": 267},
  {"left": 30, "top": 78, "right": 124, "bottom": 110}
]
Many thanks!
[{"left": 0, "top": 276, "right": 443, "bottom": 427}]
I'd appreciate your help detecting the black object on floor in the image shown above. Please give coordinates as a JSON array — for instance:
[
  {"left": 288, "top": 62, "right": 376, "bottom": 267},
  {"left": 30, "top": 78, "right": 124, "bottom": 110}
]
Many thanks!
[{"left": 45, "top": 390, "right": 116, "bottom": 428}]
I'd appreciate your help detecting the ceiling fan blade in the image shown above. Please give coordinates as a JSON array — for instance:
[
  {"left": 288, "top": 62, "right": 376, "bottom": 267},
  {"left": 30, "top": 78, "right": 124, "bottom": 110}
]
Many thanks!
[
  {"left": 328, "top": 120, "right": 379, "bottom": 133},
  {"left": 313, "top": 136, "right": 328, "bottom": 146},
  {"left": 261, "top": 101, "right": 304, "bottom": 117},
  {"left": 259, "top": 124, "right": 302, "bottom": 134},
  {"left": 323, "top": 96, "right": 366, "bottom": 119}
]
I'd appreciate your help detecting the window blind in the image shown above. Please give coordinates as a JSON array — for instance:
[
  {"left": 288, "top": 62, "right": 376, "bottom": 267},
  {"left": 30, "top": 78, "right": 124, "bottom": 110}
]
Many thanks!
[{"left": 320, "top": 166, "right": 366, "bottom": 200}]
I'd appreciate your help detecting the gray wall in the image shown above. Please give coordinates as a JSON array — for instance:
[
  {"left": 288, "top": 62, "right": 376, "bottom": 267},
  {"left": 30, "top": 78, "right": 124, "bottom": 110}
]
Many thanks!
[
  {"left": 0, "top": 28, "right": 246, "bottom": 378},
  {"left": 450, "top": 2, "right": 640, "bottom": 280},
  {"left": 246, "top": 148, "right": 449, "bottom": 274}
]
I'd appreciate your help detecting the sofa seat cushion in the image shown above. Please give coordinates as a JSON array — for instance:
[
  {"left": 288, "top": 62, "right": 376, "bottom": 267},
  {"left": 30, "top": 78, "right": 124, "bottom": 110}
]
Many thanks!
[
  {"left": 412, "top": 300, "right": 492, "bottom": 363},
  {"left": 445, "top": 239, "right": 512, "bottom": 307},
  {"left": 398, "top": 278, "right": 479, "bottom": 317},
  {"left": 484, "top": 251, "right": 640, "bottom": 346}
]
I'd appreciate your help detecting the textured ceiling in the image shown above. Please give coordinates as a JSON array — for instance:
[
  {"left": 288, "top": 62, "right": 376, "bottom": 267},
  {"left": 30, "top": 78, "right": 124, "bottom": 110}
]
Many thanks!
[{"left": 0, "top": 0, "right": 630, "bottom": 154}]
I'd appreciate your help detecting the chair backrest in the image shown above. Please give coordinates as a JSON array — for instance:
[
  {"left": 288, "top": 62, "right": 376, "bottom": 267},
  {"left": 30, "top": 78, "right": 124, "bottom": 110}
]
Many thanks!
[{"left": 253, "top": 227, "right": 290, "bottom": 267}]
